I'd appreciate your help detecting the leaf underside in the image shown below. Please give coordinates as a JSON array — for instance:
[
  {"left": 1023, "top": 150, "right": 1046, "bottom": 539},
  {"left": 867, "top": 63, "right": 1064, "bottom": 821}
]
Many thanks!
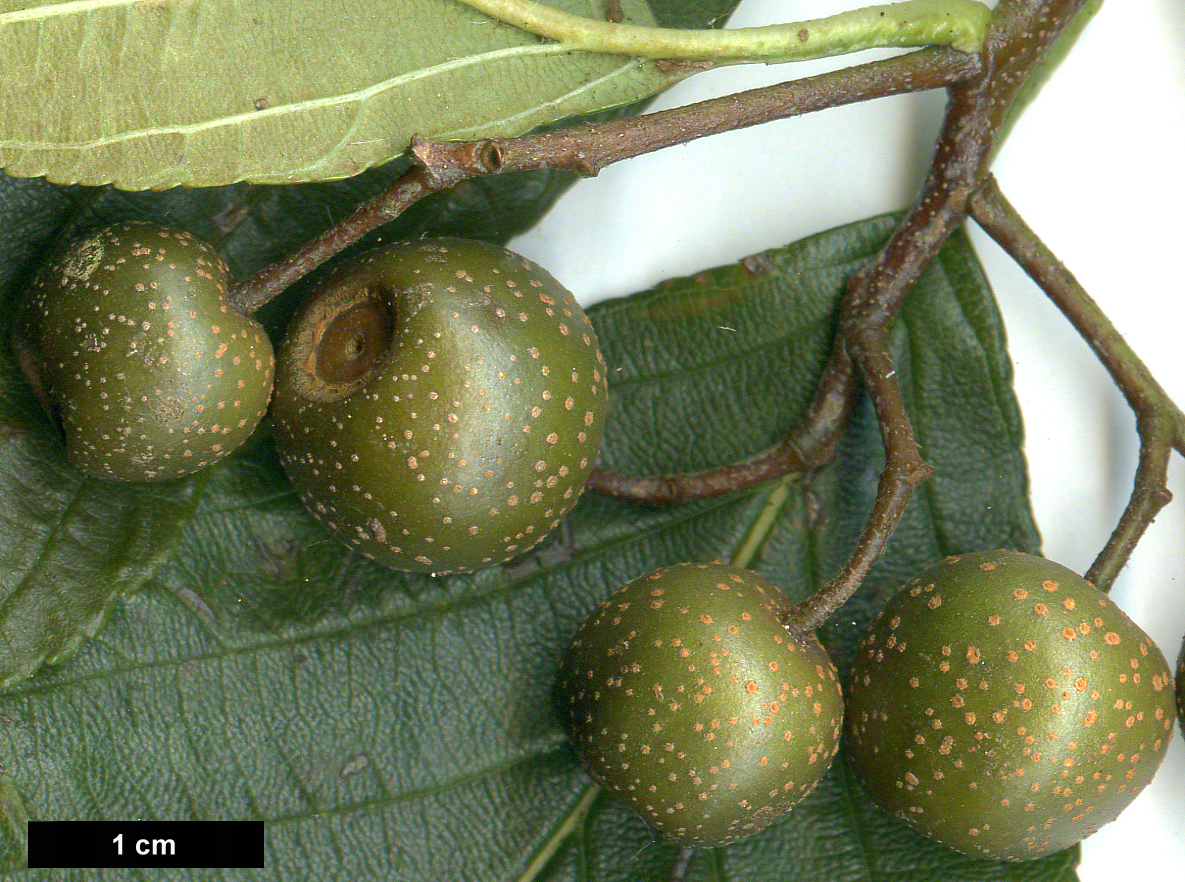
[
  {"left": 0, "top": 0, "right": 684, "bottom": 189},
  {"left": 0, "top": 206, "right": 1078, "bottom": 880},
  {"left": 0, "top": 0, "right": 744, "bottom": 702}
]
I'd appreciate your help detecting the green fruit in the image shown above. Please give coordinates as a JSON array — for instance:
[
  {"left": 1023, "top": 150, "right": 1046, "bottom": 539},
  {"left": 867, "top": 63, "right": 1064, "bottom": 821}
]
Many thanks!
[
  {"left": 1177, "top": 637, "right": 1184, "bottom": 736},
  {"left": 556, "top": 562, "right": 844, "bottom": 848},
  {"left": 271, "top": 237, "right": 608, "bottom": 574},
  {"left": 12, "top": 221, "right": 274, "bottom": 481},
  {"left": 845, "top": 549, "right": 1176, "bottom": 861}
]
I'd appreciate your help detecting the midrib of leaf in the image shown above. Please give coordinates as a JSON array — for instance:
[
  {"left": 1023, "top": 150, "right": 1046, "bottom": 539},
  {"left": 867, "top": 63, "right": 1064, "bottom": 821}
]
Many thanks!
[
  {"left": 264, "top": 741, "right": 570, "bottom": 828},
  {"left": 729, "top": 474, "right": 799, "bottom": 568},
  {"left": 0, "top": 0, "right": 139, "bottom": 25},
  {"left": 515, "top": 783, "right": 601, "bottom": 882},
  {"left": 0, "top": 42, "right": 636, "bottom": 153},
  {"left": 444, "top": 57, "right": 665, "bottom": 138},
  {"left": 2, "top": 493, "right": 750, "bottom": 699}
]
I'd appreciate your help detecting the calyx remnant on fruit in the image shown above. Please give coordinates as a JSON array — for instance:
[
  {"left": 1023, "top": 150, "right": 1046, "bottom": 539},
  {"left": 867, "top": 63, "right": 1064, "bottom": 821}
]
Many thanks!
[
  {"left": 845, "top": 549, "right": 1175, "bottom": 861},
  {"left": 271, "top": 237, "right": 608, "bottom": 574},
  {"left": 556, "top": 561, "right": 844, "bottom": 848},
  {"left": 284, "top": 281, "right": 396, "bottom": 401},
  {"left": 11, "top": 221, "right": 275, "bottom": 482}
]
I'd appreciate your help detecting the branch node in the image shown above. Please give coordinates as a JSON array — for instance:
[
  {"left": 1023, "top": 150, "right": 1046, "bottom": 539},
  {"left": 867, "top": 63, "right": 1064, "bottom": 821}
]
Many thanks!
[
  {"left": 571, "top": 155, "right": 599, "bottom": 177},
  {"left": 475, "top": 139, "right": 505, "bottom": 173}
]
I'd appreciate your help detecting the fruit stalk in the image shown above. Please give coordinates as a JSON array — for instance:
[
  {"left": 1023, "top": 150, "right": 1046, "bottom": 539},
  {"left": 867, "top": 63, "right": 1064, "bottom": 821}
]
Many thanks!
[
  {"left": 227, "top": 162, "right": 469, "bottom": 316},
  {"left": 969, "top": 175, "right": 1185, "bottom": 590},
  {"left": 789, "top": 325, "right": 935, "bottom": 633},
  {"left": 591, "top": 0, "right": 1103, "bottom": 633}
]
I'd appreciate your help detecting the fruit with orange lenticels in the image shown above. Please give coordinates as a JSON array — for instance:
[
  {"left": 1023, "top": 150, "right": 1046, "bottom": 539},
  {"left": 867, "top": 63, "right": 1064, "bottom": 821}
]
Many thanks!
[
  {"left": 270, "top": 237, "right": 608, "bottom": 574},
  {"left": 555, "top": 562, "right": 844, "bottom": 848},
  {"left": 844, "top": 549, "right": 1176, "bottom": 861},
  {"left": 1176, "top": 637, "right": 1184, "bottom": 735},
  {"left": 11, "top": 221, "right": 274, "bottom": 481}
]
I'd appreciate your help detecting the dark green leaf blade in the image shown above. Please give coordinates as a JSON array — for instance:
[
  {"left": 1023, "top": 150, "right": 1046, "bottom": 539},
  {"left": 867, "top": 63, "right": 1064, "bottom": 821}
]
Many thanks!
[
  {"left": 0, "top": 353, "right": 203, "bottom": 688},
  {"left": 0, "top": 215, "right": 1061, "bottom": 880}
]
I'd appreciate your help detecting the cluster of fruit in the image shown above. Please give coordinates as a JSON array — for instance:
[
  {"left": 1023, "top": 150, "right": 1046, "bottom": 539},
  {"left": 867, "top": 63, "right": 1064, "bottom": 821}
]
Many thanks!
[
  {"left": 557, "top": 551, "right": 1179, "bottom": 861},
  {"left": 12, "top": 222, "right": 607, "bottom": 574},
  {"left": 11, "top": 223, "right": 1181, "bottom": 863}
]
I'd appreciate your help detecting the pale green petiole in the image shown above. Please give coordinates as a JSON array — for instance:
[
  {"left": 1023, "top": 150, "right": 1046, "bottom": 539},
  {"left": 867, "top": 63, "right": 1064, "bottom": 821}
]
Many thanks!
[
  {"left": 456, "top": 0, "right": 992, "bottom": 63},
  {"left": 730, "top": 474, "right": 797, "bottom": 571},
  {"left": 516, "top": 782, "right": 601, "bottom": 882}
]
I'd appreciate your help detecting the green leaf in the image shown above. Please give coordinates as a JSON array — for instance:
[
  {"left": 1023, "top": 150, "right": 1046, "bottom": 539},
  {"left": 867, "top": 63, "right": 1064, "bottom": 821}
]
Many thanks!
[
  {"left": 0, "top": 1, "right": 745, "bottom": 298},
  {"left": 0, "top": 0, "right": 743, "bottom": 691},
  {"left": 0, "top": 0, "right": 689, "bottom": 190},
  {"left": 0, "top": 3, "right": 745, "bottom": 286},
  {"left": 0, "top": 214, "right": 1066, "bottom": 879},
  {"left": 0, "top": 780, "right": 29, "bottom": 871},
  {"left": 0, "top": 347, "right": 203, "bottom": 688}
]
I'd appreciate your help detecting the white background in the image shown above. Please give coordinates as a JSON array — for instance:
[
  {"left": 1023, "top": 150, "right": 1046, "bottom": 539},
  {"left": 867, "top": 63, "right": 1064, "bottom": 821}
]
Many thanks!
[{"left": 510, "top": 0, "right": 1185, "bottom": 876}]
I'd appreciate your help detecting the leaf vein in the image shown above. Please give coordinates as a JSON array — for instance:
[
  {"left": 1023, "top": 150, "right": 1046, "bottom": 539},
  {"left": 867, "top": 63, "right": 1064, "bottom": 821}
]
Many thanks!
[{"left": 0, "top": 42, "right": 601, "bottom": 153}]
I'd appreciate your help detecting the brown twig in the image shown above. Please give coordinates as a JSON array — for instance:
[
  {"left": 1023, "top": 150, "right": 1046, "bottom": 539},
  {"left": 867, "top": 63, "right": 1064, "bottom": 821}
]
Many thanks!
[
  {"left": 787, "top": 0, "right": 1095, "bottom": 632},
  {"left": 788, "top": 327, "right": 935, "bottom": 634},
  {"left": 227, "top": 47, "right": 979, "bottom": 317},
  {"left": 969, "top": 174, "right": 1185, "bottom": 591},
  {"left": 586, "top": 349, "right": 858, "bottom": 504},
  {"left": 228, "top": 164, "right": 469, "bottom": 315},
  {"left": 1087, "top": 415, "right": 1176, "bottom": 591},
  {"left": 413, "top": 46, "right": 980, "bottom": 179},
  {"left": 587, "top": 1, "right": 1092, "bottom": 516}
]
